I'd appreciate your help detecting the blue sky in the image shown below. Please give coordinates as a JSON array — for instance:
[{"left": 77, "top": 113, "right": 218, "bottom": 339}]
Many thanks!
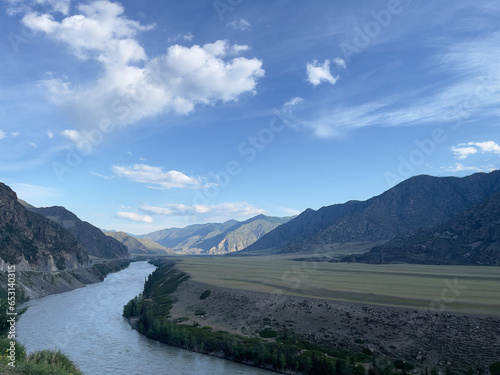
[{"left": 1, "top": 0, "right": 500, "bottom": 235}]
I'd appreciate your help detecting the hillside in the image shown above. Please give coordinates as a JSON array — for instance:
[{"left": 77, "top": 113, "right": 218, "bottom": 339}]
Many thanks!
[
  {"left": 104, "top": 231, "right": 173, "bottom": 255},
  {"left": 350, "top": 191, "right": 500, "bottom": 265},
  {"left": 243, "top": 170, "right": 500, "bottom": 254},
  {"left": 141, "top": 215, "right": 290, "bottom": 254},
  {"left": 0, "top": 183, "right": 89, "bottom": 271},
  {"left": 24, "top": 205, "right": 129, "bottom": 259}
]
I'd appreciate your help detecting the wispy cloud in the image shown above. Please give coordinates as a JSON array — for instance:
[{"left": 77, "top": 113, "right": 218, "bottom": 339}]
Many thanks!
[
  {"left": 168, "top": 32, "right": 194, "bottom": 43},
  {"left": 227, "top": 18, "right": 252, "bottom": 31},
  {"left": 112, "top": 164, "right": 206, "bottom": 189},
  {"left": 9, "top": 182, "right": 60, "bottom": 206},
  {"left": 115, "top": 211, "right": 153, "bottom": 223},
  {"left": 140, "top": 202, "right": 265, "bottom": 222},
  {"left": 0, "top": 130, "right": 6, "bottom": 140}
]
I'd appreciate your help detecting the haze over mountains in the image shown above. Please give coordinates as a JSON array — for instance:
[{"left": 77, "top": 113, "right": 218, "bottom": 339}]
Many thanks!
[
  {"left": 139, "top": 215, "right": 292, "bottom": 254},
  {"left": 1, "top": 170, "right": 500, "bottom": 269}
]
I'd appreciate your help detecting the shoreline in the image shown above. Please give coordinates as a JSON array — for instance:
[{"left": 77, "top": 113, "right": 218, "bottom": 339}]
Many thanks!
[{"left": 127, "top": 261, "right": 500, "bottom": 374}]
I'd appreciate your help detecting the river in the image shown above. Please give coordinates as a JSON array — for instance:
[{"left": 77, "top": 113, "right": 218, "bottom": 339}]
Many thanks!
[{"left": 17, "top": 261, "right": 271, "bottom": 375}]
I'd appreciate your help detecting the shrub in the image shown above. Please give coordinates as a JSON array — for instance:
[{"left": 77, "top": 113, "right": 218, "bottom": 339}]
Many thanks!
[
  {"left": 194, "top": 309, "right": 206, "bottom": 316},
  {"left": 259, "top": 328, "right": 278, "bottom": 338},
  {"left": 199, "top": 290, "right": 212, "bottom": 300},
  {"left": 490, "top": 361, "right": 500, "bottom": 375}
]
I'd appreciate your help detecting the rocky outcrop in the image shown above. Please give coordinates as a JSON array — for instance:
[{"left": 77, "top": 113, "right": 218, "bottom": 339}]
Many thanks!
[{"left": 0, "top": 183, "right": 89, "bottom": 271}]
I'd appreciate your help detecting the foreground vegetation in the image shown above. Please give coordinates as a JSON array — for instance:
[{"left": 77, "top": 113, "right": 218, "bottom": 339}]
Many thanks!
[
  {"left": 0, "top": 338, "right": 83, "bottom": 375},
  {"left": 124, "top": 259, "right": 497, "bottom": 375},
  {"left": 175, "top": 256, "right": 500, "bottom": 315}
]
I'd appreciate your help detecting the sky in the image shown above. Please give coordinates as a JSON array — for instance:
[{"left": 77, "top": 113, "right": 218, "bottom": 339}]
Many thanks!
[{"left": 1, "top": 0, "right": 500, "bottom": 235}]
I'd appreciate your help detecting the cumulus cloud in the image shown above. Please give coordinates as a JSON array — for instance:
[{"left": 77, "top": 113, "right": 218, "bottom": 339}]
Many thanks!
[
  {"left": 47, "top": 130, "right": 54, "bottom": 138},
  {"left": 227, "top": 18, "right": 252, "bottom": 31},
  {"left": 306, "top": 59, "right": 344, "bottom": 86},
  {"left": 115, "top": 211, "right": 153, "bottom": 223},
  {"left": 451, "top": 141, "right": 500, "bottom": 159},
  {"left": 20, "top": 1, "right": 264, "bottom": 130},
  {"left": 112, "top": 164, "right": 205, "bottom": 189},
  {"left": 140, "top": 201, "right": 265, "bottom": 222}
]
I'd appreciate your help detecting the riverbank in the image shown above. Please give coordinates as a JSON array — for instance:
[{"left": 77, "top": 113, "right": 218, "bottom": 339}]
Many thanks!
[
  {"left": 126, "top": 260, "right": 500, "bottom": 374},
  {"left": 0, "top": 259, "right": 131, "bottom": 300}
]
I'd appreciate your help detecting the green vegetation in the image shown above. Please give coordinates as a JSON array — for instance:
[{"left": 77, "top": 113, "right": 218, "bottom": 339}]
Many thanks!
[
  {"left": 91, "top": 259, "right": 132, "bottom": 278},
  {"left": 176, "top": 257, "right": 500, "bottom": 315},
  {"left": 199, "top": 289, "right": 211, "bottom": 300},
  {"left": 259, "top": 328, "right": 278, "bottom": 339},
  {"left": 0, "top": 338, "right": 82, "bottom": 375},
  {"left": 490, "top": 361, "right": 500, "bottom": 375}
]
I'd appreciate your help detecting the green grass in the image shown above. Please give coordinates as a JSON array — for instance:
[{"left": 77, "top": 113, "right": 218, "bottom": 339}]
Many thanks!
[{"left": 175, "top": 256, "right": 500, "bottom": 315}]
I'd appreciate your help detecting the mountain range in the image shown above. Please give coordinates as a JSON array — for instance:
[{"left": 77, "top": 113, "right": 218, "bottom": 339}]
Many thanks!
[
  {"left": 103, "top": 231, "right": 174, "bottom": 255},
  {"left": 242, "top": 171, "right": 500, "bottom": 257},
  {"left": 21, "top": 204, "right": 129, "bottom": 260},
  {"left": 0, "top": 183, "right": 89, "bottom": 271},
  {"left": 348, "top": 191, "right": 500, "bottom": 265},
  {"left": 140, "top": 214, "right": 292, "bottom": 254}
]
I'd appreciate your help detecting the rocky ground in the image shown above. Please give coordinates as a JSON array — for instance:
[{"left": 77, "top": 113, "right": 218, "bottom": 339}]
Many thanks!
[{"left": 169, "top": 278, "right": 500, "bottom": 373}]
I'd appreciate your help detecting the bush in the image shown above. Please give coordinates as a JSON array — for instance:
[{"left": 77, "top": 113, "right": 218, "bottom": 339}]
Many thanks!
[
  {"left": 490, "top": 361, "right": 500, "bottom": 375},
  {"left": 194, "top": 309, "right": 206, "bottom": 316},
  {"left": 199, "top": 290, "right": 212, "bottom": 300},
  {"left": 259, "top": 328, "right": 278, "bottom": 338}
]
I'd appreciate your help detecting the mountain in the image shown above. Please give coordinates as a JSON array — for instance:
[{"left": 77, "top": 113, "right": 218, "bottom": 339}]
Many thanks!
[
  {"left": 243, "top": 171, "right": 500, "bottom": 254},
  {"left": 22, "top": 205, "right": 129, "bottom": 259},
  {"left": 203, "top": 215, "right": 292, "bottom": 254},
  {"left": 141, "top": 215, "right": 291, "bottom": 254},
  {"left": 104, "top": 231, "right": 173, "bottom": 255},
  {"left": 349, "top": 191, "right": 500, "bottom": 265},
  {"left": 0, "top": 183, "right": 89, "bottom": 271}
]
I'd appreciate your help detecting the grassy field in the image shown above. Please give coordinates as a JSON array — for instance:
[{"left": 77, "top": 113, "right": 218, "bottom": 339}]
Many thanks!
[{"left": 175, "top": 256, "right": 500, "bottom": 315}]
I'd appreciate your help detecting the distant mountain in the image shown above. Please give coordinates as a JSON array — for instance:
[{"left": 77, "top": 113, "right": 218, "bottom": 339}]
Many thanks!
[
  {"left": 141, "top": 215, "right": 291, "bottom": 254},
  {"left": 243, "top": 171, "right": 500, "bottom": 254},
  {"left": 0, "top": 183, "right": 89, "bottom": 271},
  {"left": 104, "top": 231, "right": 173, "bottom": 255},
  {"left": 23, "top": 205, "right": 129, "bottom": 259},
  {"left": 349, "top": 191, "right": 500, "bottom": 265}
]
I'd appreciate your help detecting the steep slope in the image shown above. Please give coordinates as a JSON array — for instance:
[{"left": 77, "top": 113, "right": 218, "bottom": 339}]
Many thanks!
[
  {"left": 140, "top": 216, "right": 291, "bottom": 254},
  {"left": 140, "top": 220, "right": 239, "bottom": 253},
  {"left": 243, "top": 170, "right": 500, "bottom": 253},
  {"left": 0, "top": 183, "right": 89, "bottom": 271},
  {"left": 201, "top": 215, "right": 292, "bottom": 254},
  {"left": 351, "top": 191, "right": 500, "bottom": 265},
  {"left": 104, "top": 231, "right": 173, "bottom": 254},
  {"left": 24, "top": 205, "right": 129, "bottom": 259}
]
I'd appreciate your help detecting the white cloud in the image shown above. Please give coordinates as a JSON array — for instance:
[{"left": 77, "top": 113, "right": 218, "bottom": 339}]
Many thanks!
[
  {"left": 306, "top": 59, "right": 340, "bottom": 86},
  {"left": 284, "top": 97, "right": 304, "bottom": 109},
  {"left": 445, "top": 163, "right": 484, "bottom": 173},
  {"left": 0, "top": 130, "right": 6, "bottom": 140},
  {"left": 20, "top": 2, "right": 264, "bottom": 129},
  {"left": 140, "top": 201, "right": 265, "bottom": 222},
  {"left": 112, "top": 164, "right": 205, "bottom": 189},
  {"left": 333, "top": 57, "right": 347, "bottom": 69},
  {"left": 115, "top": 211, "right": 153, "bottom": 223},
  {"left": 227, "top": 18, "right": 252, "bottom": 31},
  {"left": 451, "top": 145, "right": 478, "bottom": 160},
  {"left": 29, "top": 142, "right": 37, "bottom": 148},
  {"left": 168, "top": 32, "right": 194, "bottom": 43},
  {"left": 451, "top": 141, "right": 500, "bottom": 160},
  {"left": 5, "top": 0, "right": 70, "bottom": 16},
  {"left": 47, "top": 130, "right": 54, "bottom": 138},
  {"left": 11, "top": 132, "right": 20, "bottom": 137}
]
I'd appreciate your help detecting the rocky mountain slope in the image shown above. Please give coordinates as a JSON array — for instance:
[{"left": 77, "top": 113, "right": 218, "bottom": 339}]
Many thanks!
[
  {"left": 243, "top": 171, "right": 500, "bottom": 254},
  {"left": 350, "top": 191, "right": 500, "bottom": 265},
  {"left": 141, "top": 215, "right": 291, "bottom": 254},
  {"left": 0, "top": 183, "right": 89, "bottom": 271},
  {"left": 23, "top": 205, "right": 129, "bottom": 259},
  {"left": 104, "top": 231, "right": 173, "bottom": 254}
]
